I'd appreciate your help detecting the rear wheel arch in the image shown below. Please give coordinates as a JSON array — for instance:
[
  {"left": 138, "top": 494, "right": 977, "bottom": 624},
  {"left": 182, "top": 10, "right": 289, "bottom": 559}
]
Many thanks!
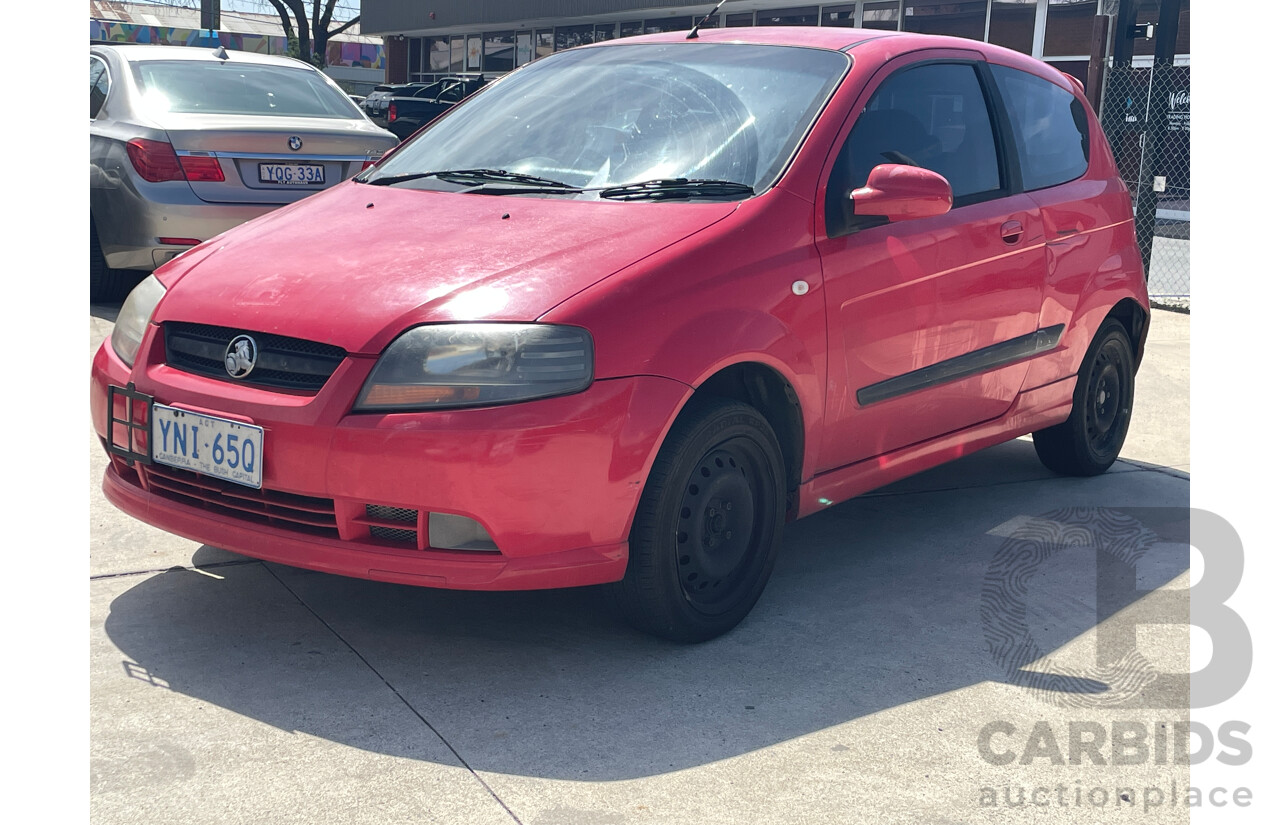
[{"left": 1104, "top": 297, "right": 1150, "bottom": 365}]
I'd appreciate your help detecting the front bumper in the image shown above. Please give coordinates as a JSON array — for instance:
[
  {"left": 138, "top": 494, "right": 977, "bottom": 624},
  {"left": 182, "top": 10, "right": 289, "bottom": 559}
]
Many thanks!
[{"left": 92, "top": 333, "right": 690, "bottom": 590}]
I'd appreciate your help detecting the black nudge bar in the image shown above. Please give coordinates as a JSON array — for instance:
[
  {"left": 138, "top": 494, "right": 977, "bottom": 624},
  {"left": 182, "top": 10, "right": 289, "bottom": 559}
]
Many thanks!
[{"left": 106, "top": 383, "right": 153, "bottom": 467}]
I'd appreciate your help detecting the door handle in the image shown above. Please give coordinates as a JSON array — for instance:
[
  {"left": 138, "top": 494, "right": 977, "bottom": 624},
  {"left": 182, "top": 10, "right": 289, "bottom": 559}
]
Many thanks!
[{"left": 1000, "top": 220, "right": 1023, "bottom": 245}]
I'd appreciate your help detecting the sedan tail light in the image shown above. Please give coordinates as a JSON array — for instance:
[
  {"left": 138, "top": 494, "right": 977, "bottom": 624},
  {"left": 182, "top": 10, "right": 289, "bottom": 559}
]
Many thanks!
[
  {"left": 388, "top": 102, "right": 397, "bottom": 123},
  {"left": 126, "top": 138, "right": 184, "bottom": 182},
  {"left": 177, "top": 155, "right": 225, "bottom": 182},
  {"left": 127, "top": 140, "right": 225, "bottom": 183}
]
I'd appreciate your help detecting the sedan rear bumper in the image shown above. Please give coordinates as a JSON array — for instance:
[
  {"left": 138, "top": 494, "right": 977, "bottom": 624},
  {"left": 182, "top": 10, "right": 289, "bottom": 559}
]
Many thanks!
[{"left": 95, "top": 184, "right": 277, "bottom": 271}]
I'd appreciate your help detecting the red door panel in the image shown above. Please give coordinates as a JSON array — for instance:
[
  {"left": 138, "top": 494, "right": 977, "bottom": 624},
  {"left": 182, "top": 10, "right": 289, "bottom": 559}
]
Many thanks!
[{"left": 817, "top": 194, "right": 1045, "bottom": 470}]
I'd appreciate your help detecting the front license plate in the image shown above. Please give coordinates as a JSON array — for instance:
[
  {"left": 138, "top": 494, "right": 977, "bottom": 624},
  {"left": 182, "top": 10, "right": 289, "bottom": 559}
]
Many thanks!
[
  {"left": 151, "top": 405, "right": 264, "bottom": 489},
  {"left": 258, "top": 162, "right": 325, "bottom": 185}
]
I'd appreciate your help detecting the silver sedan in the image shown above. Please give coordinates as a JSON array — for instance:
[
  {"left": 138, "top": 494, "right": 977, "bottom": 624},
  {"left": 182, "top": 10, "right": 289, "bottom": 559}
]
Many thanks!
[{"left": 91, "top": 44, "right": 398, "bottom": 300}]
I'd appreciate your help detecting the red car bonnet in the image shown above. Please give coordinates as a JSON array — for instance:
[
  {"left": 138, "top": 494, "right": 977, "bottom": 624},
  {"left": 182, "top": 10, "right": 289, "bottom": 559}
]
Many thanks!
[{"left": 151, "top": 180, "right": 740, "bottom": 354}]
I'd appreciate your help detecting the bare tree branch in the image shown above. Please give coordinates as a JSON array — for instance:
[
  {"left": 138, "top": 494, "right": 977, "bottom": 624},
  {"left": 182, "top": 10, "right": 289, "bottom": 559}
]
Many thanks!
[
  {"left": 327, "top": 16, "right": 361, "bottom": 40},
  {"left": 264, "top": 1, "right": 355, "bottom": 68}
]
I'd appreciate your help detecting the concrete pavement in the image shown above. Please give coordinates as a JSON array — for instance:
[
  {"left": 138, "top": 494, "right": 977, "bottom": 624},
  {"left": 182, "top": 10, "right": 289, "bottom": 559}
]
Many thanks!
[{"left": 90, "top": 307, "right": 1192, "bottom": 824}]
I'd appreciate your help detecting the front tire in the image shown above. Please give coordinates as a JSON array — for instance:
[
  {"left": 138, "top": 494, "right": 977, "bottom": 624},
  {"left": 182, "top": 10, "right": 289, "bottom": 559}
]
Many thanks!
[
  {"left": 1033, "top": 318, "right": 1136, "bottom": 476},
  {"left": 615, "top": 397, "right": 786, "bottom": 642}
]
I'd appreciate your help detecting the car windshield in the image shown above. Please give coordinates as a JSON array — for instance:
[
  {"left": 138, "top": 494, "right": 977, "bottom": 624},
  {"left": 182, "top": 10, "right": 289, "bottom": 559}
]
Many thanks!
[
  {"left": 131, "top": 60, "right": 361, "bottom": 119},
  {"left": 370, "top": 43, "right": 848, "bottom": 193}
]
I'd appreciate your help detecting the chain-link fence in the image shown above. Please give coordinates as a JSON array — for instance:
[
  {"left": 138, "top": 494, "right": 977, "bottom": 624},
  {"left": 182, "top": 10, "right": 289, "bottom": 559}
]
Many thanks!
[{"left": 1099, "top": 62, "right": 1190, "bottom": 311}]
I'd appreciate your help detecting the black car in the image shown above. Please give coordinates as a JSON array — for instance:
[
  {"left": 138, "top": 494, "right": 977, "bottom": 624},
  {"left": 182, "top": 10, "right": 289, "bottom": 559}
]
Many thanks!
[
  {"left": 385, "top": 75, "right": 488, "bottom": 140},
  {"left": 361, "top": 82, "right": 433, "bottom": 124}
]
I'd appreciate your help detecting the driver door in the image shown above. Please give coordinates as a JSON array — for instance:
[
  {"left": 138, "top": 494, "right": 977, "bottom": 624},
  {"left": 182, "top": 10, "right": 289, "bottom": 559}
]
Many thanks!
[{"left": 815, "top": 56, "right": 1046, "bottom": 472}]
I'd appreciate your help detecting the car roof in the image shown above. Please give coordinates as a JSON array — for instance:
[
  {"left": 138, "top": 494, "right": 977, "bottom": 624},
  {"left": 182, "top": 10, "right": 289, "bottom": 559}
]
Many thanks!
[{"left": 92, "top": 43, "right": 318, "bottom": 71}]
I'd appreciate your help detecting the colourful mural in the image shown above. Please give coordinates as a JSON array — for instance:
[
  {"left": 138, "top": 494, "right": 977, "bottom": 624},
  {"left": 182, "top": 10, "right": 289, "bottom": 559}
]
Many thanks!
[
  {"left": 326, "top": 41, "right": 385, "bottom": 70},
  {"left": 90, "top": 21, "right": 385, "bottom": 69}
]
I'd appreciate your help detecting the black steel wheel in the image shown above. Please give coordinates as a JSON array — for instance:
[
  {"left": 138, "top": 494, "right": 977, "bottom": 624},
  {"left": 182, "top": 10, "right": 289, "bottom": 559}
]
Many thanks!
[
  {"left": 614, "top": 397, "right": 786, "bottom": 642},
  {"left": 1033, "top": 318, "right": 1136, "bottom": 476}
]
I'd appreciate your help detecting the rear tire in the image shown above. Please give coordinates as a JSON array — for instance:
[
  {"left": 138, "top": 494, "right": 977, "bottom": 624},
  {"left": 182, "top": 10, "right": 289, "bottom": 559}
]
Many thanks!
[
  {"left": 614, "top": 397, "right": 786, "bottom": 642},
  {"left": 90, "top": 220, "right": 129, "bottom": 303},
  {"left": 1033, "top": 318, "right": 1136, "bottom": 476}
]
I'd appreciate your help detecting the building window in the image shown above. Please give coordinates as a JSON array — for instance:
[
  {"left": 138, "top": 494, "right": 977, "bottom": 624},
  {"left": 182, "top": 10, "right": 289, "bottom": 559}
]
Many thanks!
[
  {"left": 535, "top": 30, "right": 553, "bottom": 60},
  {"left": 862, "top": 1, "right": 901, "bottom": 31},
  {"left": 620, "top": 21, "right": 644, "bottom": 38},
  {"left": 428, "top": 37, "right": 450, "bottom": 72},
  {"left": 408, "top": 37, "right": 422, "bottom": 76},
  {"left": 594, "top": 23, "right": 619, "bottom": 42},
  {"left": 644, "top": 17, "right": 692, "bottom": 34},
  {"left": 989, "top": 0, "right": 1037, "bottom": 53},
  {"left": 483, "top": 32, "right": 515, "bottom": 74},
  {"left": 725, "top": 12, "right": 754, "bottom": 27},
  {"left": 555, "top": 24, "right": 594, "bottom": 51},
  {"left": 758, "top": 6, "right": 820, "bottom": 26},
  {"left": 448, "top": 36, "right": 467, "bottom": 72},
  {"left": 1044, "top": 0, "right": 1099, "bottom": 57},
  {"left": 822, "top": 4, "right": 858, "bottom": 27},
  {"left": 1128, "top": 0, "right": 1189, "bottom": 57},
  {"left": 903, "top": 1, "right": 986, "bottom": 41}
]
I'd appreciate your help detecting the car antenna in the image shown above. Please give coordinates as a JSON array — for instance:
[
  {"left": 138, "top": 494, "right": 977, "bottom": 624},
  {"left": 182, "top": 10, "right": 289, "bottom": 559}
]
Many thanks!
[
  {"left": 688, "top": 0, "right": 729, "bottom": 39},
  {"left": 212, "top": 45, "right": 229, "bottom": 61}
]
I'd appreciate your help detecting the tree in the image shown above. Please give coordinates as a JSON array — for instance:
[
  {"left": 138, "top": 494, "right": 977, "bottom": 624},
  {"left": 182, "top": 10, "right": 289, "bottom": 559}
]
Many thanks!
[{"left": 265, "top": 1, "right": 360, "bottom": 68}]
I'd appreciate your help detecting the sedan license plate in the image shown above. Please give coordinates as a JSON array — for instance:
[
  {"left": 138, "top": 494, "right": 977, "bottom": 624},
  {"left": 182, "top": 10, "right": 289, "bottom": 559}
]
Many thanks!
[
  {"left": 258, "top": 162, "right": 325, "bottom": 185},
  {"left": 151, "top": 405, "right": 264, "bottom": 489}
]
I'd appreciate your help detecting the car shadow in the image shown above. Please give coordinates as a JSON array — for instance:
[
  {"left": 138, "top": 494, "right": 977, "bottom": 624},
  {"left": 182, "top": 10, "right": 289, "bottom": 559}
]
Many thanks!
[{"left": 101, "top": 439, "right": 1190, "bottom": 780}]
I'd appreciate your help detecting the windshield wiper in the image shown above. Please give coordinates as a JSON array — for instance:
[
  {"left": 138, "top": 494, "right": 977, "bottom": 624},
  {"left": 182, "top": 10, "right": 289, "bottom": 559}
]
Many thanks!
[
  {"left": 362, "top": 168, "right": 577, "bottom": 189},
  {"left": 598, "top": 178, "right": 755, "bottom": 201}
]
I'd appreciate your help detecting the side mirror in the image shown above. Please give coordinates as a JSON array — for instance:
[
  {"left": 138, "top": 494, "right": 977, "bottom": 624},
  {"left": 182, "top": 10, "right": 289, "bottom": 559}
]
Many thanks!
[{"left": 850, "top": 164, "right": 953, "bottom": 222}]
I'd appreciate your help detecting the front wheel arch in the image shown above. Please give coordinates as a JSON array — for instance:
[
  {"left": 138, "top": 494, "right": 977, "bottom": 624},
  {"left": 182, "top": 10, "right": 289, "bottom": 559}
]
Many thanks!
[{"left": 692, "top": 362, "right": 804, "bottom": 519}]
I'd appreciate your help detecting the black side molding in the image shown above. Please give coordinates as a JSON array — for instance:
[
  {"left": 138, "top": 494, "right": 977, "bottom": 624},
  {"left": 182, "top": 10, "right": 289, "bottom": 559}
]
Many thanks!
[{"left": 857, "top": 324, "right": 1065, "bottom": 407}]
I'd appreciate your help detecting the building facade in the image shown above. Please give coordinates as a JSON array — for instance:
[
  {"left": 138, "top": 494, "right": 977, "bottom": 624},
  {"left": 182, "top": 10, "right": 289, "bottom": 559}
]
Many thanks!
[
  {"left": 89, "top": 0, "right": 388, "bottom": 92},
  {"left": 363, "top": 0, "right": 1189, "bottom": 86}
]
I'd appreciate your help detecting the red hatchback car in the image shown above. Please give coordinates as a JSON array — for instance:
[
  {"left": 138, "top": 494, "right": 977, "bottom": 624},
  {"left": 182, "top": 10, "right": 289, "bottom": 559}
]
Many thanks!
[{"left": 92, "top": 28, "right": 1148, "bottom": 641}]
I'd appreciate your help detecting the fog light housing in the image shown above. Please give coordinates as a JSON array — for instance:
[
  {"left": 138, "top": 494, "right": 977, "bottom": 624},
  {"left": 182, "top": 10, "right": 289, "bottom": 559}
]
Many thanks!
[{"left": 429, "top": 513, "right": 498, "bottom": 552}]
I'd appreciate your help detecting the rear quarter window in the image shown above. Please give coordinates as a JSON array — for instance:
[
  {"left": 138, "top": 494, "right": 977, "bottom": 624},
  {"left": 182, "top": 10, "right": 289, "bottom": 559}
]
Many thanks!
[
  {"left": 991, "top": 64, "right": 1090, "bottom": 191},
  {"left": 91, "top": 56, "right": 110, "bottom": 118}
]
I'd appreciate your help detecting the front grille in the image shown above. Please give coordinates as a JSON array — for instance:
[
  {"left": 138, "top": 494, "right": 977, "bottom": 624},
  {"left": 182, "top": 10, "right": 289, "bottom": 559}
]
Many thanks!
[
  {"left": 141, "top": 463, "right": 339, "bottom": 538},
  {"left": 370, "top": 526, "right": 418, "bottom": 543},
  {"left": 164, "top": 322, "right": 346, "bottom": 392},
  {"left": 364, "top": 504, "right": 419, "bottom": 545}
]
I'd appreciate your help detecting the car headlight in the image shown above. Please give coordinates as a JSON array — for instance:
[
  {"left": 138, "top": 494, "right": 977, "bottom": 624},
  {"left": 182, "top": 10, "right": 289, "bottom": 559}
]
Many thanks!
[
  {"left": 110, "top": 275, "right": 166, "bottom": 367},
  {"left": 355, "top": 323, "right": 594, "bottom": 411}
]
